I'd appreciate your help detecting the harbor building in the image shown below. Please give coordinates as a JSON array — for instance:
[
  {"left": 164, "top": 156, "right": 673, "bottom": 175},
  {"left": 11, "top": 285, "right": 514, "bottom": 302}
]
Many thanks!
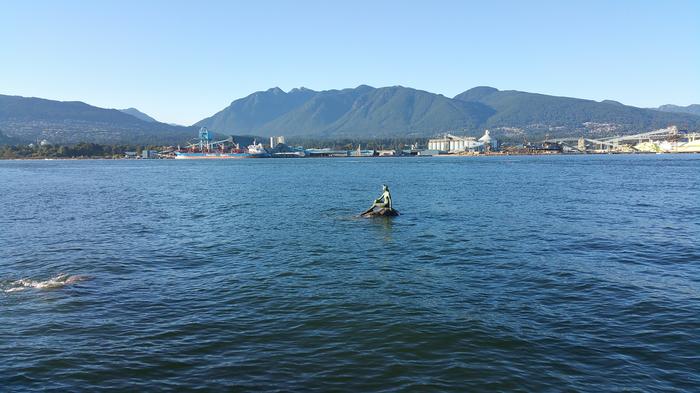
[
  {"left": 305, "top": 148, "right": 350, "bottom": 157},
  {"left": 545, "top": 126, "right": 700, "bottom": 154},
  {"left": 269, "top": 136, "right": 286, "bottom": 149},
  {"left": 478, "top": 130, "right": 498, "bottom": 151},
  {"left": 142, "top": 150, "right": 159, "bottom": 159},
  {"left": 427, "top": 130, "right": 497, "bottom": 153},
  {"left": 351, "top": 145, "right": 376, "bottom": 157}
]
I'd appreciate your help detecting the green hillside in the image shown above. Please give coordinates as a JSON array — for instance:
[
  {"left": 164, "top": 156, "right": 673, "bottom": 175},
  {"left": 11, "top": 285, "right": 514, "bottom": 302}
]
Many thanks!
[
  {"left": 197, "top": 86, "right": 700, "bottom": 139},
  {"left": 3, "top": 86, "right": 699, "bottom": 145},
  {"left": 453, "top": 87, "right": 700, "bottom": 138},
  {"left": 197, "top": 85, "right": 495, "bottom": 137},
  {"left": 0, "top": 95, "right": 198, "bottom": 145},
  {"left": 0, "top": 129, "right": 19, "bottom": 145},
  {"left": 119, "top": 107, "right": 158, "bottom": 123},
  {"left": 657, "top": 104, "right": 700, "bottom": 116}
]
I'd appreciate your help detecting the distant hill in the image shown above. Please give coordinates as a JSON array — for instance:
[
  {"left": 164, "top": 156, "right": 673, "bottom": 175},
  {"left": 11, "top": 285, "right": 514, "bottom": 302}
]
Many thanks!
[
  {"left": 657, "top": 104, "right": 700, "bottom": 117},
  {"left": 198, "top": 86, "right": 700, "bottom": 140},
  {"left": 197, "top": 87, "right": 317, "bottom": 133},
  {"left": 119, "top": 107, "right": 158, "bottom": 123},
  {"left": 196, "top": 85, "right": 495, "bottom": 137},
  {"left": 3, "top": 87, "right": 699, "bottom": 145},
  {"left": 453, "top": 87, "right": 700, "bottom": 139},
  {"left": 601, "top": 100, "right": 625, "bottom": 106},
  {"left": 0, "top": 95, "right": 199, "bottom": 145}
]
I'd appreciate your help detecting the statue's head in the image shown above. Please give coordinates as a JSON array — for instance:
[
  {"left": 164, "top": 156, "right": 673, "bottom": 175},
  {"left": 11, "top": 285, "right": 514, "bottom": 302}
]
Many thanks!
[{"left": 382, "top": 184, "right": 389, "bottom": 191}]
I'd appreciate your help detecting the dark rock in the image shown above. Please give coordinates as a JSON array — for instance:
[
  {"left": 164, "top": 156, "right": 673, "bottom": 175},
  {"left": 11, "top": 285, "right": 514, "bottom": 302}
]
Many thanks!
[{"left": 361, "top": 208, "right": 400, "bottom": 218}]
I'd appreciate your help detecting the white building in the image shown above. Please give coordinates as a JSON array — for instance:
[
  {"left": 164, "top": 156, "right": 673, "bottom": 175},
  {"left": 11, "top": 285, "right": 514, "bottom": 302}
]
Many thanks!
[
  {"left": 270, "top": 136, "right": 286, "bottom": 149},
  {"left": 478, "top": 130, "right": 498, "bottom": 151},
  {"left": 427, "top": 134, "right": 481, "bottom": 152},
  {"left": 427, "top": 130, "right": 497, "bottom": 153},
  {"left": 142, "top": 150, "right": 158, "bottom": 159}
]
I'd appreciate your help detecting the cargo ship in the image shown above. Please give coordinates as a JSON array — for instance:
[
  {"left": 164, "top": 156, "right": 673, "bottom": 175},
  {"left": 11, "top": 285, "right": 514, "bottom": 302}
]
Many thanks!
[{"left": 174, "top": 128, "right": 270, "bottom": 159}]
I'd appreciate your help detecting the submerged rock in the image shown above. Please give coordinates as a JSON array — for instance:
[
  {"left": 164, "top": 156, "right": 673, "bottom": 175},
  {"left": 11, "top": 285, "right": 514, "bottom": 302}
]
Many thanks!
[{"left": 361, "top": 208, "right": 400, "bottom": 218}]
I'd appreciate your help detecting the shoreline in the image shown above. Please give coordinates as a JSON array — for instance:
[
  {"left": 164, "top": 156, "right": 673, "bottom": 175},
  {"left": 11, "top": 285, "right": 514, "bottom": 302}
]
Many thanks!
[{"left": 1, "top": 151, "right": 697, "bottom": 161}]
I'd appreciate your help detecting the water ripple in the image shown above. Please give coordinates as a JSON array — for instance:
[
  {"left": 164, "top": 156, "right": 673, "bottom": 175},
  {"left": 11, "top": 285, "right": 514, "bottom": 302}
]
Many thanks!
[{"left": 1, "top": 156, "right": 699, "bottom": 391}]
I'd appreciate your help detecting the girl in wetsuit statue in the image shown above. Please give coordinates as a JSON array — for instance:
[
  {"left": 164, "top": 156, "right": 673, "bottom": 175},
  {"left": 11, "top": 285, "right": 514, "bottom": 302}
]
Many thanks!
[{"left": 362, "top": 184, "right": 392, "bottom": 215}]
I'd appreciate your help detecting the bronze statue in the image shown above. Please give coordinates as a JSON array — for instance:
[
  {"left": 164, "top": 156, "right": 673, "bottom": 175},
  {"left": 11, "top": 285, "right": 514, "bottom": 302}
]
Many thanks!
[{"left": 361, "top": 184, "right": 399, "bottom": 217}]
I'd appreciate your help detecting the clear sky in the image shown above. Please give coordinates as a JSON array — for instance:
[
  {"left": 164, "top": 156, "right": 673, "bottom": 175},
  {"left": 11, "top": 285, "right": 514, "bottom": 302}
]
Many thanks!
[{"left": 1, "top": 0, "right": 698, "bottom": 125}]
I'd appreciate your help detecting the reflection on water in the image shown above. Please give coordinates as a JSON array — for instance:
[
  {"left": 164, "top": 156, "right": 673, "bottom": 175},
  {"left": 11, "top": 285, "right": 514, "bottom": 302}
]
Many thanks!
[{"left": 368, "top": 215, "right": 394, "bottom": 242}]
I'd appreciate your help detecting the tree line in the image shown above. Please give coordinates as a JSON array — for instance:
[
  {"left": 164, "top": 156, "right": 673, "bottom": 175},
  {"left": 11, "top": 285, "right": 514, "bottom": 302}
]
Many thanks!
[{"left": 0, "top": 143, "right": 161, "bottom": 159}]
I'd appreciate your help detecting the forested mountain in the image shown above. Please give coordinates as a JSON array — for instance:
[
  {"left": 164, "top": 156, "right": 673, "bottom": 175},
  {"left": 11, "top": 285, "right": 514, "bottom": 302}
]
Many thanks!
[
  {"left": 657, "top": 104, "right": 700, "bottom": 117},
  {"left": 119, "top": 107, "right": 158, "bottom": 123},
  {"left": 0, "top": 95, "right": 197, "bottom": 144},
  {"left": 198, "top": 86, "right": 700, "bottom": 139},
  {"left": 2, "top": 86, "right": 699, "bottom": 146},
  {"left": 197, "top": 86, "right": 495, "bottom": 137},
  {"left": 0, "top": 129, "right": 20, "bottom": 145},
  {"left": 453, "top": 87, "right": 700, "bottom": 138}
]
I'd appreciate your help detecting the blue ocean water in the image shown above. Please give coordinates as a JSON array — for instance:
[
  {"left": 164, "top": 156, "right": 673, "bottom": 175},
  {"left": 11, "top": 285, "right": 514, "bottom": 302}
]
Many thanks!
[{"left": 1, "top": 155, "right": 699, "bottom": 391}]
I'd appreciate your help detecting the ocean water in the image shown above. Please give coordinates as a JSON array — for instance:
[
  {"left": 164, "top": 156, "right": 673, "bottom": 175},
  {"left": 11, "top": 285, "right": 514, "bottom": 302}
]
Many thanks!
[{"left": 1, "top": 155, "right": 699, "bottom": 392}]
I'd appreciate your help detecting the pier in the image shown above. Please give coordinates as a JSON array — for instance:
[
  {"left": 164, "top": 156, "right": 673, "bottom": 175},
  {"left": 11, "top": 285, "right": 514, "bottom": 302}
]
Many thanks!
[{"left": 543, "top": 126, "right": 700, "bottom": 154}]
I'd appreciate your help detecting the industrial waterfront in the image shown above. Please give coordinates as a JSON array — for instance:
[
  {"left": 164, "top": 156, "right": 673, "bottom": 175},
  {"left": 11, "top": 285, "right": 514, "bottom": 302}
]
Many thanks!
[
  {"left": 6, "top": 125, "right": 698, "bottom": 160},
  {"left": 140, "top": 126, "right": 700, "bottom": 160}
]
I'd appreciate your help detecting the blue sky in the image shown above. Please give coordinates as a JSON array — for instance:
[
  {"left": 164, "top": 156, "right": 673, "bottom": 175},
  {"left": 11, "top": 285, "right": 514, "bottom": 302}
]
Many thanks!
[{"left": 1, "top": 0, "right": 698, "bottom": 125}]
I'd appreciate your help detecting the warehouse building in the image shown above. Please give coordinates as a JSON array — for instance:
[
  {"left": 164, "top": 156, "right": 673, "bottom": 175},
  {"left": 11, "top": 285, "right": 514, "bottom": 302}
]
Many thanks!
[{"left": 427, "top": 130, "right": 497, "bottom": 153}]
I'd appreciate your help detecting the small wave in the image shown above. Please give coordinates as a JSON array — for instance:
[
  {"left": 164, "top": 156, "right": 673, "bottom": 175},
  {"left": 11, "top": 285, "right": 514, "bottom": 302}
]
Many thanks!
[{"left": 3, "top": 274, "right": 90, "bottom": 293}]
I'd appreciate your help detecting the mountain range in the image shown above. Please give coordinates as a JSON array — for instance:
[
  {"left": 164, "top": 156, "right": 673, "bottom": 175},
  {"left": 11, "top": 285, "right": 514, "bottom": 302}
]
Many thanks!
[
  {"left": 197, "top": 86, "right": 700, "bottom": 139},
  {"left": 1, "top": 87, "right": 699, "bottom": 145},
  {"left": 119, "top": 107, "right": 158, "bottom": 123},
  {"left": 0, "top": 94, "right": 200, "bottom": 145},
  {"left": 656, "top": 104, "right": 700, "bottom": 117}
]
